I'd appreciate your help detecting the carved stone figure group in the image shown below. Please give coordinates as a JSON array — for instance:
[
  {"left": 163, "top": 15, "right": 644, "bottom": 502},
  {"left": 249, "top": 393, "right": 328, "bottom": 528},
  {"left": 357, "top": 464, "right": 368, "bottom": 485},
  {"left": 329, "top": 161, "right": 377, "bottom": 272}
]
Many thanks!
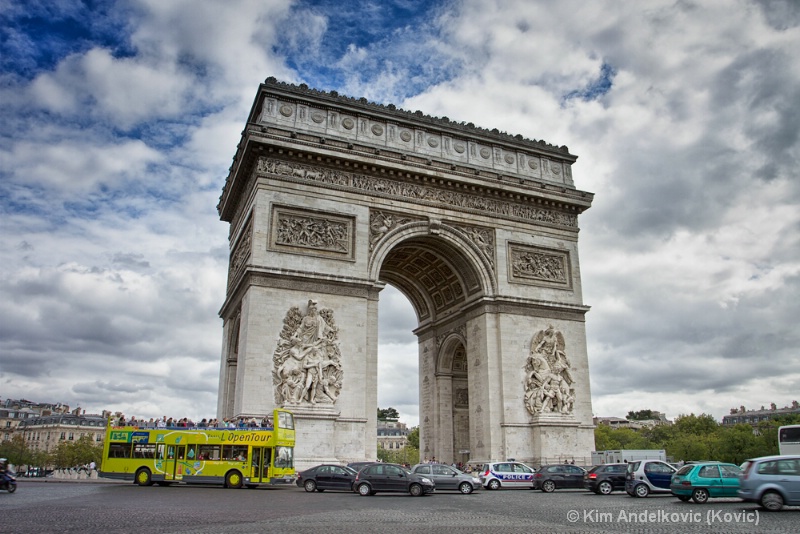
[
  {"left": 273, "top": 300, "right": 343, "bottom": 405},
  {"left": 524, "top": 325, "right": 575, "bottom": 416}
]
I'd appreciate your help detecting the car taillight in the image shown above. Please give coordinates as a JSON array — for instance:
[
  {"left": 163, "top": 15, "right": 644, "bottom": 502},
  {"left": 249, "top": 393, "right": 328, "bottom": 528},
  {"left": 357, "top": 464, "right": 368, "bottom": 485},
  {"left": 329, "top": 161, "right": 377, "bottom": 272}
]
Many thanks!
[
  {"left": 483, "top": 469, "right": 490, "bottom": 477},
  {"left": 534, "top": 473, "right": 542, "bottom": 479},
  {"left": 681, "top": 481, "right": 691, "bottom": 486},
  {"left": 742, "top": 462, "right": 753, "bottom": 481},
  {"left": 588, "top": 473, "right": 597, "bottom": 479}
]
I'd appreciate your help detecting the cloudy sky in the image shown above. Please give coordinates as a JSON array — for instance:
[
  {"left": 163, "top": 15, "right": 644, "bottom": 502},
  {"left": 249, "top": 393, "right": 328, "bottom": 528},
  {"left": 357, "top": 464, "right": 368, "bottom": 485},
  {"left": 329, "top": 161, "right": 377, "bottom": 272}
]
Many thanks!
[{"left": 2, "top": 0, "right": 798, "bottom": 429}]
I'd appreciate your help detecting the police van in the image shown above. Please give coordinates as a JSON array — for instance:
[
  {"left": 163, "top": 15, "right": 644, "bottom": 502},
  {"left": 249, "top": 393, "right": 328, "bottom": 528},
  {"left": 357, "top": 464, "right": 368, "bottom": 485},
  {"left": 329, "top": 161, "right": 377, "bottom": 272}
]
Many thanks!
[{"left": 480, "top": 461, "right": 537, "bottom": 490}]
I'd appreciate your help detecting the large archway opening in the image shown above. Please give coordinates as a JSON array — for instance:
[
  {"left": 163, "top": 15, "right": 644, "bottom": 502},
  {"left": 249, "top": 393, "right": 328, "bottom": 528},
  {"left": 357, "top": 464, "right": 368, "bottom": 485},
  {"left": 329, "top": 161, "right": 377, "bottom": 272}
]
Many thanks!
[{"left": 375, "top": 233, "right": 487, "bottom": 464}]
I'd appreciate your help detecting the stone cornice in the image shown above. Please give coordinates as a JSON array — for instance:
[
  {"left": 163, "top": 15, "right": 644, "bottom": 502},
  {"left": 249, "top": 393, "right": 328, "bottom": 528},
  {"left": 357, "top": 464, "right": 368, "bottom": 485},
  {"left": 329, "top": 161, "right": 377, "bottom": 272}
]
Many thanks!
[
  {"left": 219, "top": 79, "right": 595, "bottom": 221},
  {"left": 259, "top": 77, "right": 572, "bottom": 156}
]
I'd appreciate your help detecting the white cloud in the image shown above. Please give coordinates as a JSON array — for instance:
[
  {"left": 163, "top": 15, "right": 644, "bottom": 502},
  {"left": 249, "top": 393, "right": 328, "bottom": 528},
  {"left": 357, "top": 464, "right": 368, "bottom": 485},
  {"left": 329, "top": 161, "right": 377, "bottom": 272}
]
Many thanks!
[{"left": 2, "top": 0, "right": 799, "bottom": 430}]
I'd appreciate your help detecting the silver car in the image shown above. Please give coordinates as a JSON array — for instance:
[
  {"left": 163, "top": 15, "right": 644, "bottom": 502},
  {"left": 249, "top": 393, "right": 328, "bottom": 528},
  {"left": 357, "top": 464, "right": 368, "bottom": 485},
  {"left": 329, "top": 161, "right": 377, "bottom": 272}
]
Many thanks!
[
  {"left": 738, "top": 455, "right": 800, "bottom": 511},
  {"left": 411, "top": 464, "right": 480, "bottom": 494}
]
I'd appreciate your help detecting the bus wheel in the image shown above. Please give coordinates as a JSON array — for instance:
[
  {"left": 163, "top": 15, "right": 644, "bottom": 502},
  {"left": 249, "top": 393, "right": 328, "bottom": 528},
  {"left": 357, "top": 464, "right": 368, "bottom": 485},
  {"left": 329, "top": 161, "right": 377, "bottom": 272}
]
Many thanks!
[
  {"left": 226, "top": 470, "right": 243, "bottom": 489},
  {"left": 135, "top": 468, "right": 153, "bottom": 487}
]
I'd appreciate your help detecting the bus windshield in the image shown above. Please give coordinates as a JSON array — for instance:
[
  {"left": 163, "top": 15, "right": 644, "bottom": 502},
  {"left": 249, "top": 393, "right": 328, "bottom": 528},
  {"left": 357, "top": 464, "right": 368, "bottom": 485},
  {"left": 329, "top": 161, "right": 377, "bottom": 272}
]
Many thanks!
[{"left": 778, "top": 425, "right": 800, "bottom": 455}]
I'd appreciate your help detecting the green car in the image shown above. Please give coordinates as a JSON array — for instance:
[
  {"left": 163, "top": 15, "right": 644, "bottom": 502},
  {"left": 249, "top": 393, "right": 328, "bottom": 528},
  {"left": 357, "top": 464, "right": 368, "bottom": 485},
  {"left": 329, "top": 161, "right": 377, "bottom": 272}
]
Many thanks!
[{"left": 670, "top": 462, "right": 742, "bottom": 503}]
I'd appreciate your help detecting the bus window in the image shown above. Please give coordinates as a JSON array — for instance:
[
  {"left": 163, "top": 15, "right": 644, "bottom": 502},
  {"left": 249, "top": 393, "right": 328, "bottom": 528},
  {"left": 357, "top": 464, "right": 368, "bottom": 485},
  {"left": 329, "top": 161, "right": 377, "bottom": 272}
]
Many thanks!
[
  {"left": 278, "top": 412, "right": 294, "bottom": 430},
  {"left": 779, "top": 425, "right": 800, "bottom": 455},
  {"left": 186, "top": 445, "right": 196, "bottom": 460},
  {"left": 198, "top": 444, "right": 221, "bottom": 461},
  {"left": 109, "top": 443, "right": 131, "bottom": 459},
  {"left": 133, "top": 444, "right": 156, "bottom": 459},
  {"left": 274, "top": 446, "right": 293, "bottom": 468},
  {"left": 167, "top": 446, "right": 175, "bottom": 459},
  {"left": 157, "top": 444, "right": 166, "bottom": 460},
  {"left": 222, "top": 445, "right": 248, "bottom": 461}
]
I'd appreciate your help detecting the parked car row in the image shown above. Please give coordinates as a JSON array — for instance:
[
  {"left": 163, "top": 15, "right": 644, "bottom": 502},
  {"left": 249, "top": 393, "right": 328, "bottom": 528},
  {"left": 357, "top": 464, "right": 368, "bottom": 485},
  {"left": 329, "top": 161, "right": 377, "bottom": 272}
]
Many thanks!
[
  {"left": 295, "top": 461, "right": 480, "bottom": 496},
  {"left": 295, "top": 454, "right": 800, "bottom": 510}
]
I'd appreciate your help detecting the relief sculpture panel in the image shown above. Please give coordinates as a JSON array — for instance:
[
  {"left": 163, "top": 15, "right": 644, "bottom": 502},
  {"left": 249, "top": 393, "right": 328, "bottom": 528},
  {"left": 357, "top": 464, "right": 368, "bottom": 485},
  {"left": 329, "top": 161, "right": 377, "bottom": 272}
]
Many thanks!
[
  {"left": 270, "top": 205, "right": 355, "bottom": 260},
  {"left": 524, "top": 325, "right": 575, "bottom": 416},
  {"left": 507, "top": 243, "right": 572, "bottom": 289},
  {"left": 272, "top": 300, "right": 343, "bottom": 406}
]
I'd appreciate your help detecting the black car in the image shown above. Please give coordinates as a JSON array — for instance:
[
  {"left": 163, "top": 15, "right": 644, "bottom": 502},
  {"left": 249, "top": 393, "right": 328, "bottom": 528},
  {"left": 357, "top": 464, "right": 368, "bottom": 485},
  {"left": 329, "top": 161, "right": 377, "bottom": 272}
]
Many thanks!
[
  {"left": 584, "top": 463, "right": 628, "bottom": 495},
  {"left": 347, "top": 461, "right": 378, "bottom": 472},
  {"left": 532, "top": 464, "right": 587, "bottom": 492},
  {"left": 353, "top": 462, "right": 435, "bottom": 496},
  {"left": 296, "top": 464, "right": 357, "bottom": 492}
]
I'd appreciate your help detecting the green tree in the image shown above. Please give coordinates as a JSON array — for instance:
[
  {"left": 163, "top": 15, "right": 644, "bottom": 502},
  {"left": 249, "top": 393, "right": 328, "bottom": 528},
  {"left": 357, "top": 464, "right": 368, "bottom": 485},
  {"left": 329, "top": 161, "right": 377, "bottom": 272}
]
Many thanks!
[
  {"left": 626, "top": 409, "right": 656, "bottom": 421},
  {"left": 407, "top": 426, "right": 420, "bottom": 449},
  {"left": 377, "top": 407, "right": 400, "bottom": 421},
  {"left": 0, "top": 434, "right": 33, "bottom": 466},
  {"left": 673, "top": 413, "right": 718, "bottom": 435}
]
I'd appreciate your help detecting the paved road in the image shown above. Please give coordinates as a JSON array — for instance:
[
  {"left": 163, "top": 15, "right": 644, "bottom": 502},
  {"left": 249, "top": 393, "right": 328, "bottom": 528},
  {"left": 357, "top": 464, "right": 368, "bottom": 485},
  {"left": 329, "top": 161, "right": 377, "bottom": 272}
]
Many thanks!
[{"left": 1, "top": 480, "right": 797, "bottom": 533}]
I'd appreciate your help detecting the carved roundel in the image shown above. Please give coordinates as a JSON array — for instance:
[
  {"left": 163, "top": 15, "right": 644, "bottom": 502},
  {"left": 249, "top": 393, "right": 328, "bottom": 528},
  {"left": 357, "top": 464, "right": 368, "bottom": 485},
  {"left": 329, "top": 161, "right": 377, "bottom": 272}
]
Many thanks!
[
  {"left": 399, "top": 130, "right": 412, "bottom": 142},
  {"left": 311, "top": 111, "right": 326, "bottom": 123},
  {"left": 528, "top": 159, "right": 539, "bottom": 170},
  {"left": 552, "top": 164, "right": 561, "bottom": 175},
  {"left": 453, "top": 142, "right": 466, "bottom": 154},
  {"left": 504, "top": 154, "right": 515, "bottom": 164},
  {"left": 342, "top": 117, "right": 355, "bottom": 130},
  {"left": 279, "top": 105, "right": 293, "bottom": 117},
  {"left": 479, "top": 147, "right": 491, "bottom": 159},
  {"left": 371, "top": 124, "right": 384, "bottom": 136},
  {"left": 427, "top": 137, "right": 440, "bottom": 148}
]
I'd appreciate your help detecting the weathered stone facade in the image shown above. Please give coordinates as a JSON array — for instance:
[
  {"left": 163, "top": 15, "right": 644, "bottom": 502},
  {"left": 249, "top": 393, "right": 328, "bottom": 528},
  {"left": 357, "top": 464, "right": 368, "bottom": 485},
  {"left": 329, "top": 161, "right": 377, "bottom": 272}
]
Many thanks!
[{"left": 217, "top": 78, "right": 595, "bottom": 468}]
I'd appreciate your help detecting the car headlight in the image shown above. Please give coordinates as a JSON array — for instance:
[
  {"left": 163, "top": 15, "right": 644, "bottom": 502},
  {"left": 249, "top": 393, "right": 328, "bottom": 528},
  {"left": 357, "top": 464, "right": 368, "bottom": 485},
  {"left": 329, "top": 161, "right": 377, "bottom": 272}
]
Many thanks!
[{"left": 420, "top": 477, "right": 432, "bottom": 484}]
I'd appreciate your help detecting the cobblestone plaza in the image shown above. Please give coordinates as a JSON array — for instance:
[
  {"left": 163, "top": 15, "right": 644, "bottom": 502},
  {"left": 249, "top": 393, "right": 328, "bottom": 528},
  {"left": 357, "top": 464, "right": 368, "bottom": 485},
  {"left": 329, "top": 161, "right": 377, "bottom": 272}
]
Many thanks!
[{"left": 2, "top": 480, "right": 795, "bottom": 533}]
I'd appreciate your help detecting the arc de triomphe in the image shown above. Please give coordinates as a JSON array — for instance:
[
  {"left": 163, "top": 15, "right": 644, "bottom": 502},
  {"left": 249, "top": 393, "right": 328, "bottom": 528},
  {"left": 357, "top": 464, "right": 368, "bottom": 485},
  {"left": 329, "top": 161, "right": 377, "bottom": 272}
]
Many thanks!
[{"left": 217, "top": 78, "right": 595, "bottom": 467}]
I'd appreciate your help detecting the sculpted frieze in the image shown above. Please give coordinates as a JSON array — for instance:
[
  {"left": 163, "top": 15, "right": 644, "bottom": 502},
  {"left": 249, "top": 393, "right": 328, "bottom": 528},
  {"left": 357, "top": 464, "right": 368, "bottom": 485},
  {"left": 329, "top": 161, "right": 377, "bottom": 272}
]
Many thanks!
[
  {"left": 272, "top": 300, "right": 343, "bottom": 406},
  {"left": 228, "top": 216, "right": 252, "bottom": 289},
  {"left": 270, "top": 205, "right": 354, "bottom": 260},
  {"left": 369, "top": 210, "right": 424, "bottom": 251},
  {"left": 508, "top": 243, "right": 572, "bottom": 289},
  {"left": 450, "top": 223, "right": 495, "bottom": 271},
  {"left": 524, "top": 325, "right": 575, "bottom": 416},
  {"left": 256, "top": 156, "right": 578, "bottom": 228}
]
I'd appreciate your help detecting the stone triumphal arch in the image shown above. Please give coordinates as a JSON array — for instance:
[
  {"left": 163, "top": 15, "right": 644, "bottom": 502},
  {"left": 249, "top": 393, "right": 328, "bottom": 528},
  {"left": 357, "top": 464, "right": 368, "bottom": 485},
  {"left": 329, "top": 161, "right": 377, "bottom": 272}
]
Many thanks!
[{"left": 216, "top": 78, "right": 595, "bottom": 467}]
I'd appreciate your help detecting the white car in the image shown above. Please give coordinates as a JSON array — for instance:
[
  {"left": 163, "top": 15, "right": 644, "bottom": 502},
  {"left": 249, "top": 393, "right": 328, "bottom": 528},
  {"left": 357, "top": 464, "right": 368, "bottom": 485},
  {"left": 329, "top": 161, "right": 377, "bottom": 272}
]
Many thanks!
[{"left": 479, "top": 461, "right": 536, "bottom": 490}]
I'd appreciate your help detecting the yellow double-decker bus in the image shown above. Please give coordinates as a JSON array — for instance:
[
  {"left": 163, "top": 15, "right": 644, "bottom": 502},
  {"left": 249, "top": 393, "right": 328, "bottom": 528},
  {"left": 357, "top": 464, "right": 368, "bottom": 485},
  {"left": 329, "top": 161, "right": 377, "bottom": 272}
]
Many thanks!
[{"left": 99, "top": 409, "right": 295, "bottom": 488}]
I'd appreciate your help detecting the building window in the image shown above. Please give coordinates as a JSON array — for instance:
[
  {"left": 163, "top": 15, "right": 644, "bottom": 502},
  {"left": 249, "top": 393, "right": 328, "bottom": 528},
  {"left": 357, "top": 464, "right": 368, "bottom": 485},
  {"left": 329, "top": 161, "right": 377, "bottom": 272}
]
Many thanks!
[{"left": 60, "top": 432, "right": 66, "bottom": 440}]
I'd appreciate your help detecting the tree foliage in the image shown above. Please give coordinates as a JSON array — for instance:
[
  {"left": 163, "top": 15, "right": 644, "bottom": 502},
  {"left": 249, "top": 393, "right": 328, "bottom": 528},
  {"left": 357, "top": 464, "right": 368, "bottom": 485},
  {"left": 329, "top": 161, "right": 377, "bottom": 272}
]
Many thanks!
[
  {"left": 377, "top": 407, "right": 400, "bottom": 420},
  {"left": 0, "top": 434, "right": 103, "bottom": 470},
  {"left": 626, "top": 409, "right": 657, "bottom": 421},
  {"left": 595, "top": 413, "right": 785, "bottom": 464},
  {"left": 407, "top": 426, "right": 420, "bottom": 449}
]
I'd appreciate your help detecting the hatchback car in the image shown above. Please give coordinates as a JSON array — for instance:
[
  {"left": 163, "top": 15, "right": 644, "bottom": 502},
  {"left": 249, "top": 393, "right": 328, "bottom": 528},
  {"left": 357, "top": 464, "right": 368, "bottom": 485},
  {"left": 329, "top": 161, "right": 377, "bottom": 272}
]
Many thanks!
[
  {"left": 584, "top": 463, "right": 628, "bottom": 495},
  {"left": 479, "top": 461, "right": 537, "bottom": 490},
  {"left": 532, "top": 464, "right": 587, "bottom": 492},
  {"left": 625, "top": 460, "right": 677, "bottom": 497},
  {"left": 669, "top": 462, "right": 741, "bottom": 503},
  {"left": 411, "top": 463, "right": 480, "bottom": 494},
  {"left": 296, "top": 464, "right": 357, "bottom": 492},
  {"left": 738, "top": 455, "right": 800, "bottom": 511},
  {"left": 353, "top": 462, "right": 435, "bottom": 496}
]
